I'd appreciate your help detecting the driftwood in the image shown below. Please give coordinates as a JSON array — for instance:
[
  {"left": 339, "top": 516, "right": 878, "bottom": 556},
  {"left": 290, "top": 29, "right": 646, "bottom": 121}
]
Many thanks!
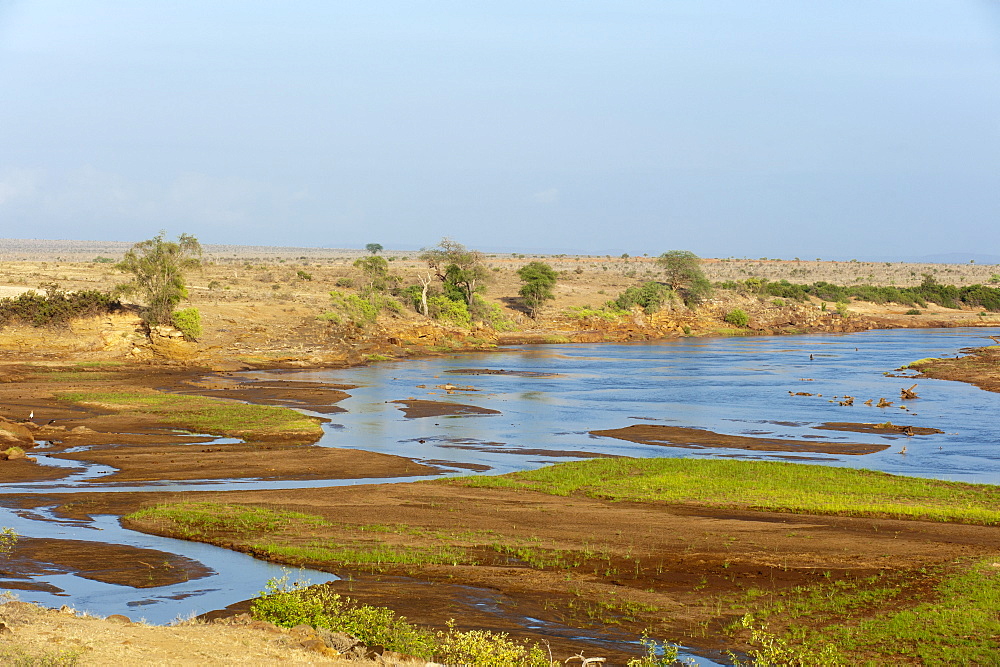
[
  {"left": 839, "top": 396, "right": 854, "bottom": 406},
  {"left": 877, "top": 398, "right": 893, "bottom": 408},
  {"left": 900, "top": 384, "right": 919, "bottom": 400}
]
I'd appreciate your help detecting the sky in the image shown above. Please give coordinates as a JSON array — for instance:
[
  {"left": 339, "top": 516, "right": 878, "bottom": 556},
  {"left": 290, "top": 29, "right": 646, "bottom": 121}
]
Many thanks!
[{"left": 1, "top": 1, "right": 1000, "bottom": 258}]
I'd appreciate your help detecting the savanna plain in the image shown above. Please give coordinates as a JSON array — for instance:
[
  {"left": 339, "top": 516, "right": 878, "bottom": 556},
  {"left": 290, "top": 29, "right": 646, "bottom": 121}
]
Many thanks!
[{"left": 2, "top": 239, "right": 1000, "bottom": 665}]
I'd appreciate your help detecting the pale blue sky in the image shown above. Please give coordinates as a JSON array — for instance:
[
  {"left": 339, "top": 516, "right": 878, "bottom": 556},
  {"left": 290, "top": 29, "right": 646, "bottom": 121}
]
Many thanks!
[{"left": 1, "top": 1, "right": 999, "bottom": 257}]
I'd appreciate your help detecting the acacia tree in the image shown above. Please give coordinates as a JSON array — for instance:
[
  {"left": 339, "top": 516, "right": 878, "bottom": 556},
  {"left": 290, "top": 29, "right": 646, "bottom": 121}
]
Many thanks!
[
  {"left": 420, "top": 238, "right": 489, "bottom": 306},
  {"left": 517, "top": 261, "right": 558, "bottom": 317},
  {"left": 353, "top": 255, "right": 394, "bottom": 294},
  {"left": 365, "top": 242, "right": 383, "bottom": 255},
  {"left": 657, "top": 249, "right": 712, "bottom": 306},
  {"left": 116, "top": 232, "right": 202, "bottom": 325},
  {"left": 657, "top": 250, "right": 703, "bottom": 290}
]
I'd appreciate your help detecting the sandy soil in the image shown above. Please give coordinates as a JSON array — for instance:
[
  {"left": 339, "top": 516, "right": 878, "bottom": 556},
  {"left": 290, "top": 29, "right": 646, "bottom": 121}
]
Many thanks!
[{"left": 0, "top": 598, "right": 377, "bottom": 665}]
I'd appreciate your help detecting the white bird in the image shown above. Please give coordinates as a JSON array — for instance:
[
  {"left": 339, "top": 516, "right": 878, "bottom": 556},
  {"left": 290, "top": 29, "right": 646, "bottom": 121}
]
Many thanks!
[{"left": 28, "top": 410, "right": 33, "bottom": 420}]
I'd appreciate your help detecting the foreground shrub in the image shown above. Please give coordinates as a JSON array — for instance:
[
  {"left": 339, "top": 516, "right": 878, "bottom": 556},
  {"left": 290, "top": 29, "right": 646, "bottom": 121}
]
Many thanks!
[
  {"left": 724, "top": 309, "right": 750, "bottom": 327},
  {"left": 251, "top": 575, "right": 550, "bottom": 664},
  {"left": 170, "top": 307, "right": 202, "bottom": 340}
]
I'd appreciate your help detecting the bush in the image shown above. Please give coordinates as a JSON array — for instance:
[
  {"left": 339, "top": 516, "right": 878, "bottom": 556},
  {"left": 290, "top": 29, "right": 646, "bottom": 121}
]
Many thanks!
[
  {"left": 905, "top": 309, "right": 921, "bottom": 315},
  {"left": 724, "top": 309, "right": 750, "bottom": 327},
  {"left": 0, "top": 285, "right": 121, "bottom": 328},
  {"left": 296, "top": 270, "right": 313, "bottom": 281},
  {"left": 427, "top": 296, "right": 472, "bottom": 328},
  {"left": 170, "top": 307, "right": 202, "bottom": 341},
  {"left": 335, "top": 277, "right": 354, "bottom": 288},
  {"left": 611, "top": 282, "right": 674, "bottom": 314}
]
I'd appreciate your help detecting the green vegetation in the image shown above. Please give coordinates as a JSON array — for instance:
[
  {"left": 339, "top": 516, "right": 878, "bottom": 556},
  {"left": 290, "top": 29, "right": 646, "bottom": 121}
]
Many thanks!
[
  {"left": 322, "top": 289, "right": 401, "bottom": 327},
  {"left": 731, "top": 557, "right": 1000, "bottom": 665},
  {"left": 127, "top": 503, "right": 328, "bottom": 539},
  {"left": 0, "top": 644, "right": 82, "bottom": 666},
  {"left": 0, "top": 527, "right": 16, "bottom": 557},
  {"left": 57, "top": 390, "right": 321, "bottom": 441},
  {"left": 718, "top": 274, "right": 1000, "bottom": 312},
  {"left": 365, "top": 242, "right": 384, "bottom": 255},
  {"left": 657, "top": 250, "right": 712, "bottom": 306},
  {"left": 517, "top": 261, "right": 558, "bottom": 317},
  {"left": 610, "top": 282, "right": 674, "bottom": 315},
  {"left": 724, "top": 308, "right": 749, "bottom": 327},
  {"left": 252, "top": 576, "right": 551, "bottom": 663},
  {"left": 564, "top": 306, "right": 623, "bottom": 322},
  {"left": 115, "top": 232, "right": 202, "bottom": 325},
  {"left": 905, "top": 308, "right": 921, "bottom": 315},
  {"left": 421, "top": 237, "right": 489, "bottom": 307},
  {"left": 296, "top": 269, "right": 313, "bottom": 281},
  {"left": 170, "top": 307, "right": 202, "bottom": 341},
  {"left": 0, "top": 283, "right": 121, "bottom": 329},
  {"left": 453, "top": 458, "right": 1000, "bottom": 524}
]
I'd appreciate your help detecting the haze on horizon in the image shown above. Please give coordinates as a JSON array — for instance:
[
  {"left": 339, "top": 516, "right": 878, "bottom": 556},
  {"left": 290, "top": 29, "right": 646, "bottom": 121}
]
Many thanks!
[{"left": 1, "top": 1, "right": 999, "bottom": 260}]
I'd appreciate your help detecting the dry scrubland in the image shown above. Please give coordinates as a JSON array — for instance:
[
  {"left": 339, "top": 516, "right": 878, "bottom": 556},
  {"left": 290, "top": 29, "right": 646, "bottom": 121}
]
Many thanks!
[{"left": 1, "top": 240, "right": 998, "bottom": 322}]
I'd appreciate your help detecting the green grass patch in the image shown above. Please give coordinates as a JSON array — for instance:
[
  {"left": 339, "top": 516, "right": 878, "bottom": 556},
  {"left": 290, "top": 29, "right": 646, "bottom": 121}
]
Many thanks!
[
  {"left": 901, "top": 357, "right": 940, "bottom": 369},
  {"left": 127, "top": 502, "right": 328, "bottom": 539},
  {"left": 262, "top": 541, "right": 470, "bottom": 567},
  {"left": 56, "top": 389, "right": 322, "bottom": 440},
  {"left": 451, "top": 458, "right": 1000, "bottom": 524},
  {"left": 734, "top": 558, "right": 1000, "bottom": 664},
  {"left": 33, "top": 371, "right": 117, "bottom": 381}
]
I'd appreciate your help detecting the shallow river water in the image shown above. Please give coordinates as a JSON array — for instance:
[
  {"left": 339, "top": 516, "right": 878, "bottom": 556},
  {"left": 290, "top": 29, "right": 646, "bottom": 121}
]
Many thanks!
[{"left": 2, "top": 327, "right": 1000, "bottom": 663}]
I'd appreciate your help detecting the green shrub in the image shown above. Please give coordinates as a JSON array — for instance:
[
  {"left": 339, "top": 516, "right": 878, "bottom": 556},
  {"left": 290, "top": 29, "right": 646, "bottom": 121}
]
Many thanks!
[
  {"left": 296, "top": 270, "right": 313, "bottom": 281},
  {"left": 0, "top": 285, "right": 121, "bottom": 329},
  {"left": 471, "top": 295, "right": 515, "bottom": 331},
  {"left": 170, "top": 307, "right": 202, "bottom": 341},
  {"left": 611, "top": 282, "right": 674, "bottom": 314},
  {"left": 724, "top": 309, "right": 750, "bottom": 327},
  {"left": 905, "top": 309, "right": 921, "bottom": 315},
  {"left": 327, "top": 290, "right": 379, "bottom": 326},
  {"left": 335, "top": 277, "right": 354, "bottom": 288},
  {"left": 428, "top": 296, "right": 472, "bottom": 328}
]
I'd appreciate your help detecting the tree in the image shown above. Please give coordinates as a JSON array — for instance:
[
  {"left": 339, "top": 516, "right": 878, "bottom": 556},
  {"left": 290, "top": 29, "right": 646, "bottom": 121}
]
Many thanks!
[
  {"left": 115, "top": 232, "right": 202, "bottom": 325},
  {"left": 420, "top": 238, "right": 489, "bottom": 306},
  {"left": 353, "top": 255, "right": 394, "bottom": 294},
  {"left": 517, "top": 261, "right": 558, "bottom": 317},
  {"left": 365, "top": 243, "right": 383, "bottom": 255},
  {"left": 657, "top": 250, "right": 704, "bottom": 290}
]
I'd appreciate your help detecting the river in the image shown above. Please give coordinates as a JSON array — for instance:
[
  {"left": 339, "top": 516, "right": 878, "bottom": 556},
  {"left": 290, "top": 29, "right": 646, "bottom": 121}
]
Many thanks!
[{"left": 2, "top": 327, "right": 999, "bottom": 662}]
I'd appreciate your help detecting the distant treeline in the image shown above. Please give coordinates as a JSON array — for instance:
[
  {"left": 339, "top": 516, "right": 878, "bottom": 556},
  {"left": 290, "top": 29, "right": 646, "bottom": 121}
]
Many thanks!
[
  {"left": 0, "top": 285, "right": 121, "bottom": 328},
  {"left": 717, "top": 275, "right": 1000, "bottom": 311}
]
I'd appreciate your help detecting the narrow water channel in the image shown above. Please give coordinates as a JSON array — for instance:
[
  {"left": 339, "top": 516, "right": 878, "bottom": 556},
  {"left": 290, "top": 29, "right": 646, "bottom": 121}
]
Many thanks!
[{"left": 2, "top": 328, "right": 999, "bottom": 664}]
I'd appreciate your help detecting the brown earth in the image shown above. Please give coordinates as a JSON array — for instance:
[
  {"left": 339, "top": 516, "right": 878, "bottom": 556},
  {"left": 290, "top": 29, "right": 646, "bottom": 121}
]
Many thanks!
[
  {"left": 390, "top": 399, "right": 501, "bottom": 419},
  {"left": 589, "top": 424, "right": 891, "bottom": 455},
  {"left": 910, "top": 344, "right": 1000, "bottom": 394}
]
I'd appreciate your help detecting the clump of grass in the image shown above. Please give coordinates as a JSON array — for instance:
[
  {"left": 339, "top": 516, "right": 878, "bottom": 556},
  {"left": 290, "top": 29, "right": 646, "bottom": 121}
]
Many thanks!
[
  {"left": 126, "top": 503, "right": 328, "bottom": 539},
  {"left": 56, "top": 389, "right": 322, "bottom": 441},
  {"left": 451, "top": 458, "right": 1000, "bottom": 525}
]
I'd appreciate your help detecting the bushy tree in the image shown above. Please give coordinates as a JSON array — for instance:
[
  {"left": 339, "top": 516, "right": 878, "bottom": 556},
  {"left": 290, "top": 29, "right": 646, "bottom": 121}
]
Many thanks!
[
  {"left": 353, "top": 255, "right": 396, "bottom": 294},
  {"left": 517, "top": 261, "right": 558, "bottom": 317},
  {"left": 116, "top": 232, "right": 202, "bottom": 325},
  {"left": 420, "top": 238, "right": 489, "bottom": 306},
  {"left": 365, "top": 242, "right": 383, "bottom": 255},
  {"left": 657, "top": 250, "right": 704, "bottom": 290},
  {"left": 657, "top": 250, "right": 711, "bottom": 306}
]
